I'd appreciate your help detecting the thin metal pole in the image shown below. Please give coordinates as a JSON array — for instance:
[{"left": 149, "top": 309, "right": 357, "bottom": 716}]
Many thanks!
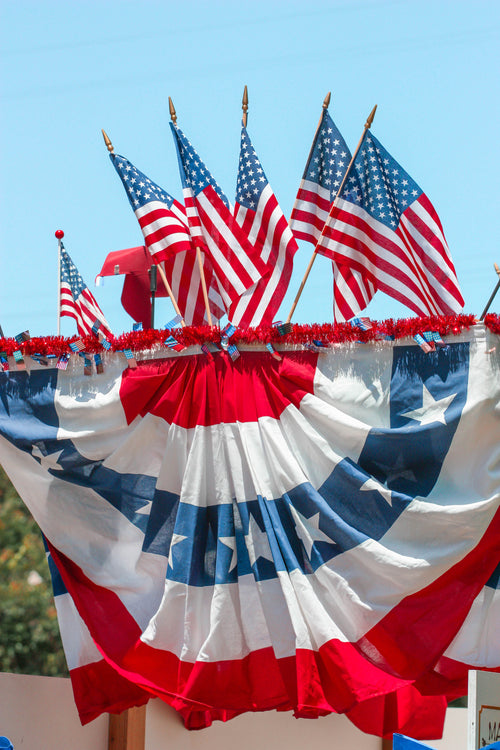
[
  {"left": 55, "top": 230, "right": 64, "bottom": 335},
  {"left": 480, "top": 262, "right": 500, "bottom": 320},
  {"left": 149, "top": 264, "right": 157, "bottom": 329}
]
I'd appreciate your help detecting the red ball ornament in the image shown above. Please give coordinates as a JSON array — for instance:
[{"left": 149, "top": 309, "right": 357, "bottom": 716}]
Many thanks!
[{"left": 55, "top": 229, "right": 64, "bottom": 239}]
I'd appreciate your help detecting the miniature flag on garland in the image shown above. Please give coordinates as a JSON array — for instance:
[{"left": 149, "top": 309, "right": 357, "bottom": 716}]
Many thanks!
[
  {"left": 315, "top": 131, "right": 464, "bottom": 317},
  {"left": 228, "top": 124, "right": 298, "bottom": 328},
  {"left": 59, "top": 244, "right": 112, "bottom": 339},
  {"left": 290, "top": 108, "right": 376, "bottom": 321}
]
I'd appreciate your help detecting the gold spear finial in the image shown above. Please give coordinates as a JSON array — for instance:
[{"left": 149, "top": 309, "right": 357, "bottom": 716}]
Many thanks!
[
  {"left": 101, "top": 129, "right": 114, "bottom": 153},
  {"left": 242, "top": 85, "right": 249, "bottom": 127},
  {"left": 323, "top": 92, "right": 331, "bottom": 110},
  {"left": 365, "top": 104, "right": 377, "bottom": 129},
  {"left": 169, "top": 97, "right": 177, "bottom": 125}
]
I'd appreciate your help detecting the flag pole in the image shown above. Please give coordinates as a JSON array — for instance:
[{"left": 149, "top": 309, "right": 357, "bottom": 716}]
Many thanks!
[
  {"left": 480, "top": 262, "right": 500, "bottom": 320},
  {"left": 286, "top": 104, "right": 377, "bottom": 324},
  {"left": 169, "top": 98, "right": 213, "bottom": 327},
  {"left": 55, "top": 229, "right": 64, "bottom": 335},
  {"left": 288, "top": 91, "right": 331, "bottom": 220},
  {"left": 102, "top": 129, "right": 186, "bottom": 327}
]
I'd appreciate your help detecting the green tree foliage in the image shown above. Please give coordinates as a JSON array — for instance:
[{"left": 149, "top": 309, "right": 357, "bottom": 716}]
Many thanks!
[{"left": 0, "top": 466, "right": 68, "bottom": 676}]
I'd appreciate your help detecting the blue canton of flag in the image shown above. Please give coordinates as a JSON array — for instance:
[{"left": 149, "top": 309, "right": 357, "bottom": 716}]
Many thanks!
[
  {"left": 110, "top": 154, "right": 192, "bottom": 263},
  {"left": 291, "top": 109, "right": 352, "bottom": 243}
]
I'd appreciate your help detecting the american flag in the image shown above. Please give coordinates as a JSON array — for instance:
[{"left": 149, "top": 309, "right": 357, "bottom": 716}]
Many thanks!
[
  {"left": 316, "top": 131, "right": 464, "bottom": 316},
  {"left": 170, "top": 123, "right": 268, "bottom": 309},
  {"left": 110, "top": 154, "right": 192, "bottom": 262},
  {"left": 290, "top": 108, "right": 376, "bottom": 322},
  {"left": 229, "top": 125, "right": 298, "bottom": 328},
  {"left": 59, "top": 244, "right": 112, "bottom": 338},
  {"left": 109, "top": 154, "right": 225, "bottom": 325}
]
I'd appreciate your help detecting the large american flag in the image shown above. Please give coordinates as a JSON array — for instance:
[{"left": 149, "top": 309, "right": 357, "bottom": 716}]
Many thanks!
[
  {"left": 229, "top": 125, "right": 298, "bottom": 328},
  {"left": 290, "top": 108, "right": 376, "bottom": 321},
  {"left": 109, "top": 153, "right": 225, "bottom": 325},
  {"left": 110, "top": 153, "right": 192, "bottom": 263},
  {"left": 170, "top": 123, "right": 268, "bottom": 310},
  {"left": 315, "top": 131, "right": 464, "bottom": 316},
  {"left": 59, "top": 244, "right": 112, "bottom": 337}
]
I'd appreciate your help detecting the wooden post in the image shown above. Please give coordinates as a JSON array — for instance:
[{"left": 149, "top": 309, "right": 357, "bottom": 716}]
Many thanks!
[
  {"left": 108, "top": 706, "right": 146, "bottom": 750},
  {"left": 381, "top": 737, "right": 393, "bottom": 750}
]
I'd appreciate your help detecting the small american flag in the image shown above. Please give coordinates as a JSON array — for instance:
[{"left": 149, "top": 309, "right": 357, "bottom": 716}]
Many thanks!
[
  {"left": 59, "top": 245, "right": 112, "bottom": 339},
  {"left": 170, "top": 123, "right": 268, "bottom": 309},
  {"left": 316, "top": 131, "right": 464, "bottom": 317},
  {"left": 111, "top": 154, "right": 192, "bottom": 262},
  {"left": 290, "top": 108, "right": 376, "bottom": 322},
  {"left": 229, "top": 125, "right": 298, "bottom": 328}
]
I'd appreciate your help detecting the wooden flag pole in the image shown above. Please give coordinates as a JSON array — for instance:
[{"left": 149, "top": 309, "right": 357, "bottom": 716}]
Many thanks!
[
  {"left": 286, "top": 104, "right": 377, "bottom": 324},
  {"left": 168, "top": 98, "right": 212, "bottom": 326},
  {"left": 101, "top": 129, "right": 186, "bottom": 327},
  {"left": 480, "top": 262, "right": 500, "bottom": 320},
  {"left": 55, "top": 229, "right": 64, "bottom": 335}
]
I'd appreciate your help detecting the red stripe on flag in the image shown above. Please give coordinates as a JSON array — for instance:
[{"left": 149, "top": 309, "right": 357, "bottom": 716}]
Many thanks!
[{"left": 318, "top": 206, "right": 438, "bottom": 315}]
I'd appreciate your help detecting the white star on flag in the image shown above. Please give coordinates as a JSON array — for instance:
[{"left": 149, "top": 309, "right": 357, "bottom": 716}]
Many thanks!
[
  {"left": 359, "top": 476, "right": 393, "bottom": 507},
  {"left": 289, "top": 505, "right": 336, "bottom": 559},
  {"left": 219, "top": 536, "right": 237, "bottom": 573},
  {"left": 402, "top": 385, "right": 456, "bottom": 426},
  {"left": 168, "top": 533, "right": 188, "bottom": 568},
  {"left": 244, "top": 514, "right": 274, "bottom": 568}
]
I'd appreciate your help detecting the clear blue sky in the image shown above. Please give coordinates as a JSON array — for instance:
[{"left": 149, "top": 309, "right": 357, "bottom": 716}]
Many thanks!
[{"left": 1, "top": 0, "right": 499, "bottom": 337}]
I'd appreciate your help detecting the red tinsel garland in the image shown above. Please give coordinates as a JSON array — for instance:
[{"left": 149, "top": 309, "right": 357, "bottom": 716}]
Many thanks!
[{"left": 0, "top": 314, "right": 498, "bottom": 358}]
